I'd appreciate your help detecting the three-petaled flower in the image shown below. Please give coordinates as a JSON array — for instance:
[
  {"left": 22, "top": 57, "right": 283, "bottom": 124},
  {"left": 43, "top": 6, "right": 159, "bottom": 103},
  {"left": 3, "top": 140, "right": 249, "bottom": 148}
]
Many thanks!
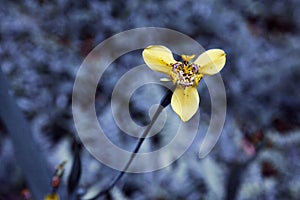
[{"left": 142, "top": 45, "right": 226, "bottom": 122}]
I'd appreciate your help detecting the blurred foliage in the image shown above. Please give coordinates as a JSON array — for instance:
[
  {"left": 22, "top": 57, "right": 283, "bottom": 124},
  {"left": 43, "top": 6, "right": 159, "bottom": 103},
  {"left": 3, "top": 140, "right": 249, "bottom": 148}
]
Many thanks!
[{"left": 0, "top": 0, "right": 299, "bottom": 199}]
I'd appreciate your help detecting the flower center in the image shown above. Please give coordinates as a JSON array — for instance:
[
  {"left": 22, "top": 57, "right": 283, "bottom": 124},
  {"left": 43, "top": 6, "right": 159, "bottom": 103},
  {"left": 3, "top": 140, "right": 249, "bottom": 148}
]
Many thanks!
[{"left": 170, "top": 61, "right": 203, "bottom": 88}]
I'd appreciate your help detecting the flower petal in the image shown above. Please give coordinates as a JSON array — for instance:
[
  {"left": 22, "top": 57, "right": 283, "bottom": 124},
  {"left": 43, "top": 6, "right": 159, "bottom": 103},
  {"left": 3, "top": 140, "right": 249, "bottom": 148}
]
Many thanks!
[
  {"left": 142, "top": 45, "right": 176, "bottom": 74},
  {"left": 160, "top": 77, "right": 172, "bottom": 82},
  {"left": 181, "top": 54, "right": 195, "bottom": 62},
  {"left": 171, "top": 86, "right": 199, "bottom": 122},
  {"left": 44, "top": 193, "right": 59, "bottom": 200},
  {"left": 194, "top": 49, "right": 226, "bottom": 75}
]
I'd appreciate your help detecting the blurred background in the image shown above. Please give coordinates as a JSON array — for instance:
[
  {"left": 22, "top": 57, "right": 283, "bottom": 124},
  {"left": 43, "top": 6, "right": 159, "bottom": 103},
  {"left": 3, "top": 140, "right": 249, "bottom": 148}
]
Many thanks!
[{"left": 0, "top": 0, "right": 300, "bottom": 199}]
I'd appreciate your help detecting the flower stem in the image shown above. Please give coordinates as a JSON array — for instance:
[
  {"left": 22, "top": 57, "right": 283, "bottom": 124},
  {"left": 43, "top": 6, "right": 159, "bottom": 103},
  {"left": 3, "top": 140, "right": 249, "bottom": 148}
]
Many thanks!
[{"left": 85, "top": 88, "right": 173, "bottom": 200}]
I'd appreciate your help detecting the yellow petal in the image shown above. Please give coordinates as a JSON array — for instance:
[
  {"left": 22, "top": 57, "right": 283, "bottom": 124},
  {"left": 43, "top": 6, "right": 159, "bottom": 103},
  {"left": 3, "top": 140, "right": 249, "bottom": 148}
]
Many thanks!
[
  {"left": 171, "top": 86, "right": 199, "bottom": 122},
  {"left": 194, "top": 49, "right": 226, "bottom": 75},
  {"left": 44, "top": 193, "right": 59, "bottom": 200},
  {"left": 142, "top": 45, "right": 176, "bottom": 74}
]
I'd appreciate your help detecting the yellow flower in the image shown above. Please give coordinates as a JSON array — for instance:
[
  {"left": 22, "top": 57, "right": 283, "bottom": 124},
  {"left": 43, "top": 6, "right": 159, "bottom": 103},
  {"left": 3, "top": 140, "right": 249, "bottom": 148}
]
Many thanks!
[{"left": 142, "top": 45, "right": 226, "bottom": 122}]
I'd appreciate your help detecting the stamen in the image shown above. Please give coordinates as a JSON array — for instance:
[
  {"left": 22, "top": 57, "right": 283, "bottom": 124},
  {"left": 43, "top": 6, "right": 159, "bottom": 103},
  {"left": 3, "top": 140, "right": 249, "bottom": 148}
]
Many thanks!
[{"left": 170, "top": 62, "right": 201, "bottom": 88}]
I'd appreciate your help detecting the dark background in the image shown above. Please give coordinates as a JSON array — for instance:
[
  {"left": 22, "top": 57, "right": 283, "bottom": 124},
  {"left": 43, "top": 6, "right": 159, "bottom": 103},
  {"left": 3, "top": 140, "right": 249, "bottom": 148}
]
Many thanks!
[{"left": 0, "top": 0, "right": 299, "bottom": 199}]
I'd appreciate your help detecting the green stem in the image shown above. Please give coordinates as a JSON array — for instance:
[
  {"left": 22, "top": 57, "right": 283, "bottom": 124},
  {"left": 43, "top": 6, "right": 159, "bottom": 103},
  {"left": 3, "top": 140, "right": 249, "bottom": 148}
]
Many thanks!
[{"left": 85, "top": 88, "right": 173, "bottom": 200}]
